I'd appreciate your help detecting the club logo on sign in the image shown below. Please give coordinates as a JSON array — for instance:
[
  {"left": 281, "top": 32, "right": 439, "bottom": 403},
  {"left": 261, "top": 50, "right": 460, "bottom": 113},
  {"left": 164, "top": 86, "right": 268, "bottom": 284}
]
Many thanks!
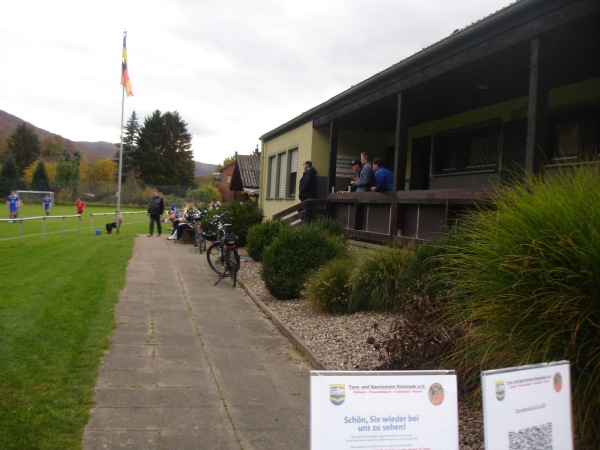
[
  {"left": 428, "top": 383, "right": 445, "bottom": 406},
  {"left": 330, "top": 384, "right": 345, "bottom": 406},
  {"left": 553, "top": 372, "right": 562, "bottom": 393},
  {"left": 495, "top": 381, "right": 506, "bottom": 401}
]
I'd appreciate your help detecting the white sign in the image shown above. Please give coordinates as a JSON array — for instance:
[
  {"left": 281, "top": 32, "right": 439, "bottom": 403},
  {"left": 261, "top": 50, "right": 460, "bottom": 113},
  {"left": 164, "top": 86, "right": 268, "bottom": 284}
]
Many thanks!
[
  {"left": 336, "top": 155, "right": 357, "bottom": 178},
  {"left": 310, "top": 370, "right": 458, "bottom": 450},
  {"left": 481, "top": 361, "right": 573, "bottom": 449}
]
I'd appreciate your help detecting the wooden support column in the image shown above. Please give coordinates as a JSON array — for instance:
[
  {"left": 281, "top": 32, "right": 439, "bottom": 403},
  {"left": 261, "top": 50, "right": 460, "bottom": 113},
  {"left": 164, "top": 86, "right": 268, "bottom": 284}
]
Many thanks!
[
  {"left": 394, "top": 92, "right": 409, "bottom": 191},
  {"left": 525, "top": 37, "right": 550, "bottom": 174},
  {"left": 392, "top": 92, "right": 409, "bottom": 239},
  {"left": 328, "top": 120, "right": 339, "bottom": 194}
]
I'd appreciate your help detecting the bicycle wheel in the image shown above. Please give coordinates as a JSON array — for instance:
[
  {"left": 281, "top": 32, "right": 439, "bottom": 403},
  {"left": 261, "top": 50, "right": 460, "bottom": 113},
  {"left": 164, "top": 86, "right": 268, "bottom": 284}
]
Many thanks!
[
  {"left": 206, "top": 242, "right": 226, "bottom": 276},
  {"left": 228, "top": 249, "right": 240, "bottom": 287}
]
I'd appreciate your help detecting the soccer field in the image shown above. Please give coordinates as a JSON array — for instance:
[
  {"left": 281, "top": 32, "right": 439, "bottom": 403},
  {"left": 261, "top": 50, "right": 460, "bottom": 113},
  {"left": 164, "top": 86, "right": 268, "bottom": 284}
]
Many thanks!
[{"left": 0, "top": 207, "right": 140, "bottom": 448}]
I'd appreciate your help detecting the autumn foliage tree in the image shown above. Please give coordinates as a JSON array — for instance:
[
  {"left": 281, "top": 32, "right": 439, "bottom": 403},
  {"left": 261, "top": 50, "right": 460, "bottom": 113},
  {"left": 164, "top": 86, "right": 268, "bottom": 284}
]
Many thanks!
[{"left": 91, "top": 158, "right": 117, "bottom": 184}]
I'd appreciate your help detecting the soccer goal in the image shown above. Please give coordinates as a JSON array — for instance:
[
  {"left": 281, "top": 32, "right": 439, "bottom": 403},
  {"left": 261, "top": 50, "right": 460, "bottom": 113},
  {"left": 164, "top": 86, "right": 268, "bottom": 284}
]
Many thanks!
[{"left": 17, "top": 190, "right": 55, "bottom": 209}]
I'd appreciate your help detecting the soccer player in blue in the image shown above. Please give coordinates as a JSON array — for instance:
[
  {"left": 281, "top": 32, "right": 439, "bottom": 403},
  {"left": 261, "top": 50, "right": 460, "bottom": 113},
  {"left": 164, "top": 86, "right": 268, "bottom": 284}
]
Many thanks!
[
  {"left": 6, "top": 190, "right": 23, "bottom": 221},
  {"left": 42, "top": 194, "right": 52, "bottom": 216}
]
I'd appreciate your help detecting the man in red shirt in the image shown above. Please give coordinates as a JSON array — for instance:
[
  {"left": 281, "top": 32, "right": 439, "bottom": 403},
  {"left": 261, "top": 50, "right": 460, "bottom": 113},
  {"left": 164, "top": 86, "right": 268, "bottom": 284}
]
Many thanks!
[{"left": 75, "top": 198, "right": 86, "bottom": 222}]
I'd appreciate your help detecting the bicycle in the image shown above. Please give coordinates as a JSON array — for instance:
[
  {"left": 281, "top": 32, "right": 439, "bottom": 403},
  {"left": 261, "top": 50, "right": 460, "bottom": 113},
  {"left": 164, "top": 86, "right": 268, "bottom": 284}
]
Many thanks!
[
  {"left": 188, "top": 209, "right": 208, "bottom": 253},
  {"left": 204, "top": 211, "right": 240, "bottom": 287}
]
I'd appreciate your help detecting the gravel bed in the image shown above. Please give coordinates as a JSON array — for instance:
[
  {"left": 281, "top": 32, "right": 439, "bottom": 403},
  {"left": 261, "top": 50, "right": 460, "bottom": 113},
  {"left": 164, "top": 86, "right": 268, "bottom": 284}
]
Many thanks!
[{"left": 237, "top": 253, "right": 484, "bottom": 449}]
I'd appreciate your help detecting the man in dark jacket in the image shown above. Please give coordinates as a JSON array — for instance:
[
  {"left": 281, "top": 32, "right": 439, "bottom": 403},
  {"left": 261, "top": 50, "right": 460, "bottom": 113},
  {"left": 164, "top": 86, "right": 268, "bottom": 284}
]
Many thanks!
[
  {"left": 299, "top": 161, "right": 317, "bottom": 201},
  {"left": 147, "top": 189, "right": 165, "bottom": 236}
]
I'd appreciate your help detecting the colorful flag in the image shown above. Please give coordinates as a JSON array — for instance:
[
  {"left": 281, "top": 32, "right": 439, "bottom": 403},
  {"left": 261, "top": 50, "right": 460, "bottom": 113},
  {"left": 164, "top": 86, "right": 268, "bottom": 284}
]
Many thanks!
[{"left": 121, "top": 33, "right": 133, "bottom": 97}]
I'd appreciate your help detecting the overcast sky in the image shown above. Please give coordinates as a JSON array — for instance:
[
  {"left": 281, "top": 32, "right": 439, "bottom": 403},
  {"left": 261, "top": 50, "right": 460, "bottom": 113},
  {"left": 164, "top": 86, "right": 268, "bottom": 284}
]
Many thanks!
[{"left": 1, "top": 0, "right": 513, "bottom": 165}]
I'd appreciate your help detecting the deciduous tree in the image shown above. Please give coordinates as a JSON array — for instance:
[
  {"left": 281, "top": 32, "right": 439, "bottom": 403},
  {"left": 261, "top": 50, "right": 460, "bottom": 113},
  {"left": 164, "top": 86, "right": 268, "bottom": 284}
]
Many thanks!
[
  {"left": 91, "top": 158, "right": 117, "bottom": 184},
  {"left": 55, "top": 155, "right": 80, "bottom": 198}
]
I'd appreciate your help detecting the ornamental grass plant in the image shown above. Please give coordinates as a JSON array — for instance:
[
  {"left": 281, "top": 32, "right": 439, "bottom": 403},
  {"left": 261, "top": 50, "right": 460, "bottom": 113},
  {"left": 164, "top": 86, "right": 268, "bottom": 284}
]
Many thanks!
[
  {"left": 305, "top": 255, "right": 356, "bottom": 314},
  {"left": 432, "top": 165, "right": 600, "bottom": 448},
  {"left": 347, "top": 245, "right": 414, "bottom": 313}
]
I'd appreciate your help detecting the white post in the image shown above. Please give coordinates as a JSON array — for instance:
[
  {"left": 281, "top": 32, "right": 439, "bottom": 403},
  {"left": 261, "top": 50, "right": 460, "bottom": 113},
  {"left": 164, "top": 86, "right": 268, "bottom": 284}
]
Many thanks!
[{"left": 116, "top": 31, "right": 127, "bottom": 233}]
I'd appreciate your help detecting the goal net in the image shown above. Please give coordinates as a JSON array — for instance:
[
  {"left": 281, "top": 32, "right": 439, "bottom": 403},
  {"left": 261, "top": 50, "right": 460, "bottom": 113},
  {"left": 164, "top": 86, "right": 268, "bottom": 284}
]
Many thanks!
[{"left": 17, "top": 190, "right": 55, "bottom": 212}]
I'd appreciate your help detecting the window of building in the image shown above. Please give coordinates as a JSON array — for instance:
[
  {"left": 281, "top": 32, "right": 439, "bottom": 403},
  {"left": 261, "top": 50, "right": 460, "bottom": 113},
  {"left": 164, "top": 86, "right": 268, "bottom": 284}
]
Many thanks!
[
  {"left": 266, "top": 147, "right": 299, "bottom": 199},
  {"left": 277, "top": 152, "right": 287, "bottom": 198},
  {"left": 288, "top": 149, "right": 298, "bottom": 197},
  {"left": 268, "top": 156, "right": 276, "bottom": 198},
  {"left": 551, "top": 107, "right": 600, "bottom": 165},
  {"left": 432, "top": 119, "right": 501, "bottom": 175}
]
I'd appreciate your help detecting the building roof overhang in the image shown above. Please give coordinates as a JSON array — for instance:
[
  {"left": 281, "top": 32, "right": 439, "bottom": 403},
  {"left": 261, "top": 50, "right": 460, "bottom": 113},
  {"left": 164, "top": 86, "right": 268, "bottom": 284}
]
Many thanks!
[{"left": 260, "top": 0, "right": 600, "bottom": 142}]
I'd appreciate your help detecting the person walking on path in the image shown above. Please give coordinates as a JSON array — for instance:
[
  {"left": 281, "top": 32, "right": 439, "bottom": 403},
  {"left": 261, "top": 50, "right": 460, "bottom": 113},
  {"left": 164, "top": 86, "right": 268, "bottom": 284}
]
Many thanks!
[
  {"left": 6, "top": 190, "right": 22, "bottom": 221},
  {"left": 42, "top": 194, "right": 52, "bottom": 216},
  {"left": 75, "top": 198, "right": 86, "bottom": 222},
  {"left": 299, "top": 161, "right": 317, "bottom": 201},
  {"left": 147, "top": 189, "right": 164, "bottom": 237}
]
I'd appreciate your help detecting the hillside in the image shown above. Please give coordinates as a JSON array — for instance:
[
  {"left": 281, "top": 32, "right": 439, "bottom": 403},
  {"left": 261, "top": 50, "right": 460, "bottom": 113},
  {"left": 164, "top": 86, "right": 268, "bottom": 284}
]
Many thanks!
[{"left": 0, "top": 110, "right": 216, "bottom": 175}]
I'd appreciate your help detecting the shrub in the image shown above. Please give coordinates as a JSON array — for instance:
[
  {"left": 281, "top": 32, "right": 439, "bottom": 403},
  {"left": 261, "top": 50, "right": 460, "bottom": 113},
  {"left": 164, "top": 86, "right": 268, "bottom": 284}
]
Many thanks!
[
  {"left": 261, "top": 225, "right": 347, "bottom": 300},
  {"left": 347, "top": 245, "right": 414, "bottom": 313},
  {"left": 305, "top": 258, "right": 355, "bottom": 313},
  {"left": 433, "top": 166, "right": 600, "bottom": 447},
  {"left": 203, "top": 202, "right": 263, "bottom": 247},
  {"left": 366, "top": 290, "right": 455, "bottom": 370},
  {"left": 308, "top": 217, "right": 346, "bottom": 238},
  {"left": 246, "top": 220, "right": 289, "bottom": 261}
]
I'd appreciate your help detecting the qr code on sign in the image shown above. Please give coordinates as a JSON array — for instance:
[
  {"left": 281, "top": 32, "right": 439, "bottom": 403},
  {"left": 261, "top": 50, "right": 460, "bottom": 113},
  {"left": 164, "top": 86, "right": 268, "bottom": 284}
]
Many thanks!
[{"left": 508, "top": 422, "right": 552, "bottom": 449}]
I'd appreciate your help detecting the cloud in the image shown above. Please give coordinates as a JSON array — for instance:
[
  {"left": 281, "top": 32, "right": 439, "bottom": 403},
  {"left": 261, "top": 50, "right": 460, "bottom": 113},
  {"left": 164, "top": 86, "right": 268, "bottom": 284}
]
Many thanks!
[{"left": 0, "top": 0, "right": 513, "bottom": 164}]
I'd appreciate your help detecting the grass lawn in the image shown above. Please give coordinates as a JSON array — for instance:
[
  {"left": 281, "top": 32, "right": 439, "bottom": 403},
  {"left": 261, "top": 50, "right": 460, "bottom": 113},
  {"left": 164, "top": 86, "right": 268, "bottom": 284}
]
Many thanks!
[{"left": 0, "top": 205, "right": 147, "bottom": 449}]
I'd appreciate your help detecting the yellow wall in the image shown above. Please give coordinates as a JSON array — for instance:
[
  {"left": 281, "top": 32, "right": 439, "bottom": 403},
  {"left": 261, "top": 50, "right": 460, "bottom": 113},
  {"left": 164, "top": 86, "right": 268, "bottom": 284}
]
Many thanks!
[
  {"left": 260, "top": 121, "right": 314, "bottom": 219},
  {"left": 549, "top": 77, "right": 600, "bottom": 108},
  {"left": 336, "top": 129, "right": 392, "bottom": 160}
]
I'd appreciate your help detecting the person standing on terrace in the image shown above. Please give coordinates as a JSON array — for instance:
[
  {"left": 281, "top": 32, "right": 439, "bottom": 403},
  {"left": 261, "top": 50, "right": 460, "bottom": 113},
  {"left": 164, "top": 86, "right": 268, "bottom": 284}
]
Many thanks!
[
  {"left": 371, "top": 158, "right": 394, "bottom": 193},
  {"left": 351, "top": 152, "right": 374, "bottom": 192}
]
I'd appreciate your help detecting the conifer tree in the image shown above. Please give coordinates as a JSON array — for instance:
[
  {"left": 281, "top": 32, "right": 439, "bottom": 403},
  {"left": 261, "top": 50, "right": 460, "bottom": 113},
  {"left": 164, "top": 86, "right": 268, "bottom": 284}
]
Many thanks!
[
  {"left": 7, "top": 123, "right": 41, "bottom": 174},
  {"left": 116, "top": 111, "right": 140, "bottom": 182},
  {"left": 0, "top": 152, "right": 24, "bottom": 196},
  {"left": 133, "top": 110, "right": 195, "bottom": 194},
  {"left": 31, "top": 160, "right": 51, "bottom": 191}
]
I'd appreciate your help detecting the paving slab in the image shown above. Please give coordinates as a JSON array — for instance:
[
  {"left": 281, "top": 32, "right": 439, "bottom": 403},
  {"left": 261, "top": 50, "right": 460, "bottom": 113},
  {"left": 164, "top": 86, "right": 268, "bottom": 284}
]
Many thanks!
[{"left": 83, "top": 235, "right": 311, "bottom": 450}]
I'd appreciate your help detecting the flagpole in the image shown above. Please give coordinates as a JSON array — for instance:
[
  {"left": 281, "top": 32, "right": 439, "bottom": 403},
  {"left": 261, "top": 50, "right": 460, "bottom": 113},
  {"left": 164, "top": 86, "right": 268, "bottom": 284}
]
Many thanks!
[{"left": 116, "top": 31, "right": 126, "bottom": 233}]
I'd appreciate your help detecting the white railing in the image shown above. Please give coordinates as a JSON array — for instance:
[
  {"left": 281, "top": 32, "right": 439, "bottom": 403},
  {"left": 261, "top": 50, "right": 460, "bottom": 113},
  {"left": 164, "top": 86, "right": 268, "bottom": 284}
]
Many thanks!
[
  {"left": 0, "top": 211, "right": 148, "bottom": 244},
  {"left": 89, "top": 211, "right": 148, "bottom": 235}
]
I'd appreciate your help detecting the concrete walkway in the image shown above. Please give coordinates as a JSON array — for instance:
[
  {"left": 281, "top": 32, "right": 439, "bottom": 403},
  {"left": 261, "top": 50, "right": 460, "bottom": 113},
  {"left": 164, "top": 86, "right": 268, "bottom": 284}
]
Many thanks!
[{"left": 83, "top": 235, "right": 311, "bottom": 449}]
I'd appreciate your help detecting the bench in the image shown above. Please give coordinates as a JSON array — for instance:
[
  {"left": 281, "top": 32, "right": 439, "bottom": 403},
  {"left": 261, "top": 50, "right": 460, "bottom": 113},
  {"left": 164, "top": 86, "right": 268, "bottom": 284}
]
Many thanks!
[{"left": 182, "top": 228, "right": 196, "bottom": 244}]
